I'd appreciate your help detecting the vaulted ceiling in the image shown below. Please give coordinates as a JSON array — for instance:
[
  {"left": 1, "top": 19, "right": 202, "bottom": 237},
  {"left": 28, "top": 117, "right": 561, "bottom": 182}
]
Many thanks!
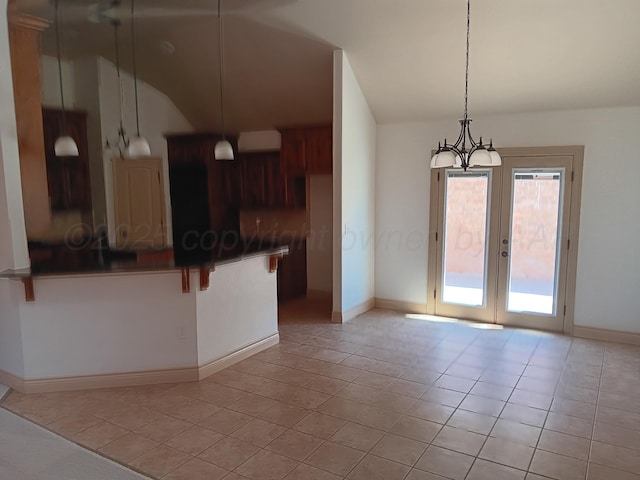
[{"left": 14, "top": 0, "right": 640, "bottom": 132}]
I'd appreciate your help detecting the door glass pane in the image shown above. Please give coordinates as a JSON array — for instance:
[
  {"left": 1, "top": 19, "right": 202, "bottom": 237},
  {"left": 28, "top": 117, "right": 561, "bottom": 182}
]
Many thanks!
[
  {"left": 507, "top": 170, "right": 563, "bottom": 314},
  {"left": 442, "top": 171, "right": 490, "bottom": 306}
]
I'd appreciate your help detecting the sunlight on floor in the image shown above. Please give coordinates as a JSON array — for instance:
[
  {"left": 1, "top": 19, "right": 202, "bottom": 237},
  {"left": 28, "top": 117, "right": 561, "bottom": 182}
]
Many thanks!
[{"left": 404, "top": 313, "right": 504, "bottom": 330}]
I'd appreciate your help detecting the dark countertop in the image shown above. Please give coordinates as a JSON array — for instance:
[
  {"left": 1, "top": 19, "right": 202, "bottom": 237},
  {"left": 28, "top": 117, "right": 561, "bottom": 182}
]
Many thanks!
[{"left": 0, "top": 241, "right": 289, "bottom": 280}]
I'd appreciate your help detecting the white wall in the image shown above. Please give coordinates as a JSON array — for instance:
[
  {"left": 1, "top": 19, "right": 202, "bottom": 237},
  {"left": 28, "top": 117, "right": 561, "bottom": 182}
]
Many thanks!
[
  {"left": 375, "top": 123, "right": 431, "bottom": 305},
  {"left": 40, "top": 55, "right": 75, "bottom": 109},
  {"left": 0, "top": 281, "right": 25, "bottom": 379},
  {"left": 195, "top": 256, "right": 278, "bottom": 367},
  {"left": 0, "top": 0, "right": 28, "bottom": 379},
  {"left": 333, "top": 51, "right": 376, "bottom": 316},
  {"left": 0, "top": 3, "right": 28, "bottom": 271},
  {"left": 97, "top": 57, "right": 193, "bottom": 246},
  {"left": 307, "top": 175, "right": 333, "bottom": 293},
  {"left": 18, "top": 273, "right": 198, "bottom": 378},
  {"left": 375, "top": 106, "right": 640, "bottom": 334}
]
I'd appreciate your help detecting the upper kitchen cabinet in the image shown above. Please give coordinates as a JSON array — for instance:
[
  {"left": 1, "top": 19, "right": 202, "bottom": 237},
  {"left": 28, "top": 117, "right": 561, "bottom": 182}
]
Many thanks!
[
  {"left": 166, "top": 133, "right": 217, "bottom": 165},
  {"left": 42, "top": 108, "right": 92, "bottom": 212},
  {"left": 306, "top": 126, "right": 333, "bottom": 174},
  {"left": 280, "top": 128, "right": 307, "bottom": 175},
  {"left": 239, "top": 151, "right": 286, "bottom": 208},
  {"left": 280, "top": 125, "right": 332, "bottom": 175},
  {"left": 166, "top": 133, "right": 240, "bottom": 237}
]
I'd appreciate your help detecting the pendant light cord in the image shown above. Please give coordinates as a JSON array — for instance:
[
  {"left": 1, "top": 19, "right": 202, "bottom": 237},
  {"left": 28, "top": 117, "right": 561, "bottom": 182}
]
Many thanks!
[
  {"left": 131, "top": 0, "right": 141, "bottom": 136},
  {"left": 464, "top": 0, "right": 470, "bottom": 122},
  {"left": 113, "top": 20, "right": 126, "bottom": 137},
  {"left": 218, "top": 0, "right": 226, "bottom": 140},
  {"left": 54, "top": 0, "right": 68, "bottom": 135}
]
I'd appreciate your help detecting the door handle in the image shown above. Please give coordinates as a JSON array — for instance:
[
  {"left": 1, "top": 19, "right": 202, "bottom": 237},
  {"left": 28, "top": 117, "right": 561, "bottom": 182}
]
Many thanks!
[{"left": 501, "top": 251, "right": 509, "bottom": 258}]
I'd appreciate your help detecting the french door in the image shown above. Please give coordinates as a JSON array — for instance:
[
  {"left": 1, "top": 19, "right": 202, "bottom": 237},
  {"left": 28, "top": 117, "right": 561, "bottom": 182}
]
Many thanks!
[{"left": 428, "top": 147, "right": 583, "bottom": 332}]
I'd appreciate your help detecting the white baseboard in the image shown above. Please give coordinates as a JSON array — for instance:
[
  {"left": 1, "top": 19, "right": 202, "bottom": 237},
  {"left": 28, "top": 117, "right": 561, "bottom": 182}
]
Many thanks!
[
  {"left": 332, "top": 298, "right": 375, "bottom": 324},
  {"left": 0, "top": 369, "right": 24, "bottom": 394},
  {"left": 2, "top": 367, "right": 199, "bottom": 395},
  {"left": 375, "top": 298, "right": 428, "bottom": 314},
  {"left": 198, "top": 333, "right": 280, "bottom": 380},
  {"left": 1, "top": 333, "right": 280, "bottom": 394},
  {"left": 573, "top": 326, "right": 640, "bottom": 346}
]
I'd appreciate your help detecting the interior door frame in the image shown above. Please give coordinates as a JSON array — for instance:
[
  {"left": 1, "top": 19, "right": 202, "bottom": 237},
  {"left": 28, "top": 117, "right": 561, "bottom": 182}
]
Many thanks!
[{"left": 427, "top": 146, "right": 584, "bottom": 335}]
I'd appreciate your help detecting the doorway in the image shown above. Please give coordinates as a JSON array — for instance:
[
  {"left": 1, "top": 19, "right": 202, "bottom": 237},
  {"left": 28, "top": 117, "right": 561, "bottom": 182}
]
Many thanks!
[{"left": 427, "top": 146, "right": 583, "bottom": 332}]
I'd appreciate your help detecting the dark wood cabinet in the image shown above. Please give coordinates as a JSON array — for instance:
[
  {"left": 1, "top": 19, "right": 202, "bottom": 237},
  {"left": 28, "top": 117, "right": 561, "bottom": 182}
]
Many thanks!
[
  {"left": 166, "top": 133, "right": 217, "bottom": 166},
  {"left": 42, "top": 108, "right": 92, "bottom": 212},
  {"left": 166, "top": 133, "right": 241, "bottom": 245},
  {"left": 166, "top": 134, "right": 308, "bottom": 253},
  {"left": 281, "top": 129, "right": 307, "bottom": 175},
  {"left": 241, "top": 153, "right": 267, "bottom": 207},
  {"left": 238, "top": 151, "right": 290, "bottom": 209},
  {"left": 277, "top": 239, "right": 307, "bottom": 301},
  {"left": 306, "top": 126, "right": 333, "bottom": 174},
  {"left": 280, "top": 125, "right": 332, "bottom": 176}
]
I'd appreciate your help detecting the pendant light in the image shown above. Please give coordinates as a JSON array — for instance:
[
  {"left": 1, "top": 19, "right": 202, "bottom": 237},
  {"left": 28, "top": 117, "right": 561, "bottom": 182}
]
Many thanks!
[
  {"left": 126, "top": 0, "right": 151, "bottom": 157},
  {"left": 430, "top": 0, "right": 501, "bottom": 171},
  {"left": 104, "top": 18, "right": 130, "bottom": 157},
  {"left": 214, "top": 0, "right": 234, "bottom": 160},
  {"left": 53, "top": 0, "right": 79, "bottom": 157}
]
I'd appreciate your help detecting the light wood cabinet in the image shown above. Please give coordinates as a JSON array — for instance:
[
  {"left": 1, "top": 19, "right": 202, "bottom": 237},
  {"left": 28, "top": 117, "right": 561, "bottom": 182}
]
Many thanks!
[
  {"left": 9, "top": 13, "right": 50, "bottom": 234},
  {"left": 113, "top": 157, "right": 167, "bottom": 249}
]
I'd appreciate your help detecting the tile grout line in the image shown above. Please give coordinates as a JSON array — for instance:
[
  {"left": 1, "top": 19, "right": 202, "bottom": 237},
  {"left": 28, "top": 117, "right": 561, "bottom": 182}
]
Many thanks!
[
  {"left": 585, "top": 343, "right": 605, "bottom": 480},
  {"left": 460, "top": 332, "right": 541, "bottom": 479}
]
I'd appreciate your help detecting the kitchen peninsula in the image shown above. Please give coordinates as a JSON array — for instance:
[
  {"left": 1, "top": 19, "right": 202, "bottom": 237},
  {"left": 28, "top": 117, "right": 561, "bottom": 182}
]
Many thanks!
[{"left": 0, "top": 243, "right": 287, "bottom": 394}]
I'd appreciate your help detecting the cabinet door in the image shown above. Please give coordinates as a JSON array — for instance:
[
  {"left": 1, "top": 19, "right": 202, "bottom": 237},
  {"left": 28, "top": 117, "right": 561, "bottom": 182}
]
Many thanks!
[
  {"left": 241, "top": 154, "right": 267, "bottom": 207},
  {"left": 284, "top": 176, "right": 307, "bottom": 209},
  {"left": 64, "top": 111, "right": 91, "bottom": 210},
  {"left": 264, "top": 152, "right": 287, "bottom": 207},
  {"left": 281, "top": 129, "right": 306, "bottom": 175},
  {"left": 42, "top": 108, "right": 92, "bottom": 212},
  {"left": 220, "top": 161, "right": 242, "bottom": 207},
  {"left": 306, "top": 126, "right": 333, "bottom": 174},
  {"left": 113, "top": 157, "right": 166, "bottom": 249}
]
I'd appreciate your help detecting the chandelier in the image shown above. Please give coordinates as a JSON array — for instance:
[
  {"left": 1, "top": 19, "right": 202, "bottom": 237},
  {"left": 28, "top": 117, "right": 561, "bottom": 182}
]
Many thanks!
[
  {"left": 103, "top": 18, "right": 129, "bottom": 158},
  {"left": 430, "top": 0, "right": 501, "bottom": 171}
]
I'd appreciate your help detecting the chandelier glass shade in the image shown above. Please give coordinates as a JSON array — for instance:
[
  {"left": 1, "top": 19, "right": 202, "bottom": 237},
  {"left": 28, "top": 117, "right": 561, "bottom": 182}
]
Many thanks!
[
  {"left": 214, "top": 140, "right": 234, "bottom": 160},
  {"left": 430, "top": 0, "right": 501, "bottom": 171},
  {"left": 53, "top": 0, "right": 79, "bottom": 157}
]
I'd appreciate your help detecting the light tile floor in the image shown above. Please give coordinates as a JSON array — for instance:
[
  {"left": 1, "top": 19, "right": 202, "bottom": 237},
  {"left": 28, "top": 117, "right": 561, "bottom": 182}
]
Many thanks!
[
  {"left": 0, "top": 395, "right": 150, "bottom": 480},
  {"left": 2, "top": 308, "right": 640, "bottom": 480}
]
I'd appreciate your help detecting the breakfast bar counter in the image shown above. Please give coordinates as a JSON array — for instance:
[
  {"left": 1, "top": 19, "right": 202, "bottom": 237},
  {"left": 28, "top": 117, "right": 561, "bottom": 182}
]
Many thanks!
[{"left": 0, "top": 245, "right": 288, "bottom": 394}]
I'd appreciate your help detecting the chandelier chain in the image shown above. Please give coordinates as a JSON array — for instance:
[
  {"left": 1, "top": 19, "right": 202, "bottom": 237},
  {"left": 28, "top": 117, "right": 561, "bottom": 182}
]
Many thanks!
[
  {"left": 430, "top": 0, "right": 501, "bottom": 171},
  {"left": 464, "top": 0, "right": 470, "bottom": 121}
]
